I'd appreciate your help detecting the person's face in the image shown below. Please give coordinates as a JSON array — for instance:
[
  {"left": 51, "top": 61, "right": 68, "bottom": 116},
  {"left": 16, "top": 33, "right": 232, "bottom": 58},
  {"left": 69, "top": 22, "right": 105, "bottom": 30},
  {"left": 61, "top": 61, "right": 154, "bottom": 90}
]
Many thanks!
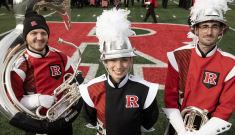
[
  {"left": 26, "top": 29, "right": 48, "bottom": 55},
  {"left": 196, "top": 21, "right": 223, "bottom": 47},
  {"left": 104, "top": 57, "right": 133, "bottom": 83}
]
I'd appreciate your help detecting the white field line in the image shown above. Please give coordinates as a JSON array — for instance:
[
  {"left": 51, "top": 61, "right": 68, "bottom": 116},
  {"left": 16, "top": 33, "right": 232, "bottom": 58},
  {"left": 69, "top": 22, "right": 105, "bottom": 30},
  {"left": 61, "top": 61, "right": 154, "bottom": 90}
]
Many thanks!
[
  {"left": 1, "top": 5, "right": 11, "bottom": 8},
  {"left": 133, "top": 50, "right": 167, "bottom": 90},
  {"left": 172, "top": 0, "right": 179, "bottom": 4},
  {"left": 71, "top": 43, "right": 99, "bottom": 83},
  {"left": 87, "top": 26, "right": 156, "bottom": 37},
  {"left": 0, "top": 12, "right": 56, "bottom": 37},
  {"left": 0, "top": 29, "right": 14, "bottom": 37},
  {"left": 43, "top": 11, "right": 56, "bottom": 17},
  {"left": 229, "top": 27, "right": 235, "bottom": 32}
]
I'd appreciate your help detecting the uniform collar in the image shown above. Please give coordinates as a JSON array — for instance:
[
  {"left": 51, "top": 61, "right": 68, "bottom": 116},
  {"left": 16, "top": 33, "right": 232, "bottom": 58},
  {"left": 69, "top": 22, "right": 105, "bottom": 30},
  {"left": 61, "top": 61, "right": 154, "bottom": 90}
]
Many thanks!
[
  {"left": 107, "top": 74, "right": 129, "bottom": 88},
  {"left": 195, "top": 43, "right": 217, "bottom": 58},
  {"left": 26, "top": 45, "right": 50, "bottom": 58}
]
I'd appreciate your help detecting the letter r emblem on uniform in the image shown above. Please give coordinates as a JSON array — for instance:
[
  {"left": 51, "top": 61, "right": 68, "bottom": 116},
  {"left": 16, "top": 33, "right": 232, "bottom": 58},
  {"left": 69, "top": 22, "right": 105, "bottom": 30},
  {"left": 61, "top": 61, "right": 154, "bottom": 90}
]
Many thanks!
[
  {"left": 126, "top": 95, "right": 139, "bottom": 108},
  {"left": 49, "top": 64, "right": 62, "bottom": 80},
  {"left": 202, "top": 70, "right": 220, "bottom": 89}
]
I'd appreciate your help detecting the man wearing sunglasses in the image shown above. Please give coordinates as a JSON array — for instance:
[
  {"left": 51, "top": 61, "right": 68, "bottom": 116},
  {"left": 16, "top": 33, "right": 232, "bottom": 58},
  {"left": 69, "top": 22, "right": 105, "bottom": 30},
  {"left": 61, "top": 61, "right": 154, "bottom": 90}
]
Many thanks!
[{"left": 162, "top": 0, "right": 235, "bottom": 135}]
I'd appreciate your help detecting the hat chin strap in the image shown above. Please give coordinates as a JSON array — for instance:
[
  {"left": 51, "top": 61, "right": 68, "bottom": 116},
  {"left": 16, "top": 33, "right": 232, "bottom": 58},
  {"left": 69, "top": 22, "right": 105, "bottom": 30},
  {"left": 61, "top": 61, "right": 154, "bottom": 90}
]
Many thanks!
[
  {"left": 105, "top": 66, "right": 109, "bottom": 74},
  {"left": 128, "top": 63, "right": 133, "bottom": 74},
  {"left": 216, "top": 28, "right": 225, "bottom": 45},
  {"left": 101, "top": 61, "right": 109, "bottom": 74}
]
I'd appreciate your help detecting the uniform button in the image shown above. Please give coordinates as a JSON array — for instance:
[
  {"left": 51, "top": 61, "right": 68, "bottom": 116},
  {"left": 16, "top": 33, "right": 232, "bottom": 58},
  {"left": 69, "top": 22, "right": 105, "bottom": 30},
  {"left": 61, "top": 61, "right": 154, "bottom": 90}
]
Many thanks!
[
  {"left": 222, "top": 127, "right": 225, "bottom": 130},
  {"left": 216, "top": 129, "right": 220, "bottom": 132},
  {"left": 102, "top": 76, "right": 105, "bottom": 79},
  {"left": 227, "top": 125, "right": 231, "bottom": 128},
  {"left": 130, "top": 75, "right": 133, "bottom": 79}
]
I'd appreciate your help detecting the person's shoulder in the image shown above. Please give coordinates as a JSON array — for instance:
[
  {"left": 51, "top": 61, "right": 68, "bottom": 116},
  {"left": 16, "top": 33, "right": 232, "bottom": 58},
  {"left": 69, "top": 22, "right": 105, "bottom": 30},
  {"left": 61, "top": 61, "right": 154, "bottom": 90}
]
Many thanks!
[
  {"left": 49, "top": 48, "right": 70, "bottom": 62},
  {"left": 87, "top": 74, "right": 107, "bottom": 86},
  {"left": 217, "top": 48, "right": 235, "bottom": 61},
  {"left": 173, "top": 44, "right": 195, "bottom": 52},
  {"left": 128, "top": 74, "right": 153, "bottom": 87},
  {"left": 167, "top": 44, "right": 194, "bottom": 61},
  {"left": 50, "top": 49, "right": 67, "bottom": 57},
  {"left": 14, "top": 52, "right": 28, "bottom": 66},
  {"left": 11, "top": 52, "right": 30, "bottom": 73},
  {"left": 128, "top": 75, "right": 158, "bottom": 106}
]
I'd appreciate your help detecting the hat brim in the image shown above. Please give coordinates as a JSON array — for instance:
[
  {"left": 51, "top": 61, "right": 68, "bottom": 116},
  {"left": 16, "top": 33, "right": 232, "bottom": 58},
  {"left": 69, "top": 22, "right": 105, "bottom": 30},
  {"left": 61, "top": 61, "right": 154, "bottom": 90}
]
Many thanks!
[{"left": 101, "top": 52, "right": 137, "bottom": 61}]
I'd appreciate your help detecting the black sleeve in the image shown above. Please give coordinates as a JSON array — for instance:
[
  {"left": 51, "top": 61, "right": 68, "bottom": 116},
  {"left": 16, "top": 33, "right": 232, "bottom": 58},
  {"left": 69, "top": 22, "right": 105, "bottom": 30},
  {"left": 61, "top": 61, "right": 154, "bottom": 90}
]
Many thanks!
[
  {"left": 83, "top": 101, "right": 97, "bottom": 126},
  {"left": 141, "top": 98, "right": 159, "bottom": 130}
]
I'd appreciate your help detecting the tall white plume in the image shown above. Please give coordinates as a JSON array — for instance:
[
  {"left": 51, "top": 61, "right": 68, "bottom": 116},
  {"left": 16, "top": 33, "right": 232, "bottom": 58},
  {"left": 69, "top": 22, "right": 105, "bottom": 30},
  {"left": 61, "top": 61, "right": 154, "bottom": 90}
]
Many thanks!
[{"left": 96, "top": 8, "right": 136, "bottom": 53}]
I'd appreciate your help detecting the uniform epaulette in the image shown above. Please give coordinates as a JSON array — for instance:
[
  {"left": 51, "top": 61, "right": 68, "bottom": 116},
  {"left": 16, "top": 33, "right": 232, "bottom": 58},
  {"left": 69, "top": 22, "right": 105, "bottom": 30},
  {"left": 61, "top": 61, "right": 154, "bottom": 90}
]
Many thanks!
[
  {"left": 174, "top": 44, "right": 195, "bottom": 52},
  {"left": 217, "top": 48, "right": 235, "bottom": 60},
  {"left": 128, "top": 74, "right": 151, "bottom": 87},
  {"left": 87, "top": 74, "right": 107, "bottom": 86}
]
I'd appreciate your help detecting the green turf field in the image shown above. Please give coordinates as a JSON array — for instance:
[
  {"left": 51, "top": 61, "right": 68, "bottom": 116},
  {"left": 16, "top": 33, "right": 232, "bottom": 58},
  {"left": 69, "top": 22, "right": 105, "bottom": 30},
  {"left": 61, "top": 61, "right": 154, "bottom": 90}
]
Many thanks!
[{"left": 0, "top": 0, "right": 235, "bottom": 134}]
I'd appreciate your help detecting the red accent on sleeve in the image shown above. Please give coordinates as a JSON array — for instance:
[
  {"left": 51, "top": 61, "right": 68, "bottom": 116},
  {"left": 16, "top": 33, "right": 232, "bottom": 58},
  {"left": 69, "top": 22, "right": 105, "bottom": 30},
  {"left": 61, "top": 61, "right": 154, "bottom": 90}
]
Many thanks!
[
  {"left": 212, "top": 77, "right": 235, "bottom": 121},
  {"left": 164, "top": 61, "right": 180, "bottom": 109},
  {"left": 11, "top": 71, "right": 25, "bottom": 102},
  {"left": 88, "top": 82, "right": 106, "bottom": 129}
]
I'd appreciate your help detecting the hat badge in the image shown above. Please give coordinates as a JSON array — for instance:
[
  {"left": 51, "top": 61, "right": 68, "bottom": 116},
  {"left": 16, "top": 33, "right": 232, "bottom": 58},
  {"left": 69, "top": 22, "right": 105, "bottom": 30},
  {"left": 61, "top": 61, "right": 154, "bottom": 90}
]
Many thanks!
[{"left": 31, "top": 21, "right": 37, "bottom": 26}]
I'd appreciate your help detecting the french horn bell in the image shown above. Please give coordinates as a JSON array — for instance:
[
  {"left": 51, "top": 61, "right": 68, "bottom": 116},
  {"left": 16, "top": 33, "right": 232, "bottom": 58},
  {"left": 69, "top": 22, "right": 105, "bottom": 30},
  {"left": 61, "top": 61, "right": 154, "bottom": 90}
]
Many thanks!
[{"left": 178, "top": 106, "right": 209, "bottom": 134}]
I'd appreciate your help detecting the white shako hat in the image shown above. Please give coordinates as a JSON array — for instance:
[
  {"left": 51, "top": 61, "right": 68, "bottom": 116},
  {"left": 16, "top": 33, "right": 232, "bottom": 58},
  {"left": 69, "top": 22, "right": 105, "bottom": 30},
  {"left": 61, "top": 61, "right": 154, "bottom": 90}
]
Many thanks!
[
  {"left": 190, "top": 0, "right": 233, "bottom": 36},
  {"left": 96, "top": 7, "right": 137, "bottom": 61}
]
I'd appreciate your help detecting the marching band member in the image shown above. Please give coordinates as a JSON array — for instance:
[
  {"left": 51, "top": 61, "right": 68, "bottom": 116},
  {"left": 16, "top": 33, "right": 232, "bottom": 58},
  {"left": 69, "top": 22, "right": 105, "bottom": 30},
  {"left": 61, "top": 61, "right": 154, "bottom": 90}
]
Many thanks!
[
  {"left": 163, "top": 0, "right": 235, "bottom": 135},
  {"left": 80, "top": 8, "right": 159, "bottom": 135},
  {"left": 142, "top": 0, "right": 157, "bottom": 23},
  {"left": 10, "top": 11, "right": 83, "bottom": 135}
]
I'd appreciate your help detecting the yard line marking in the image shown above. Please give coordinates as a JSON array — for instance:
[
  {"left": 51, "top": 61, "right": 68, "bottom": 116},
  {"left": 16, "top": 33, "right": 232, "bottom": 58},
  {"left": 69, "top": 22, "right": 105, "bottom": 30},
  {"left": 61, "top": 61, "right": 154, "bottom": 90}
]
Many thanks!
[
  {"left": 173, "top": 15, "right": 176, "bottom": 18},
  {"left": 228, "top": 1, "right": 235, "bottom": 5},
  {"left": 1, "top": 5, "right": 11, "bottom": 8},
  {"left": 93, "top": 14, "right": 96, "bottom": 17},
  {"left": 172, "top": 0, "right": 179, "bottom": 4},
  {"left": 0, "top": 11, "right": 56, "bottom": 37},
  {"left": 77, "top": 14, "right": 80, "bottom": 17},
  {"left": 87, "top": 27, "right": 96, "bottom": 36},
  {"left": 71, "top": 43, "right": 99, "bottom": 83},
  {"left": 87, "top": 26, "right": 156, "bottom": 37},
  {"left": 229, "top": 27, "right": 235, "bottom": 32},
  {"left": 0, "top": 29, "right": 14, "bottom": 37},
  {"left": 0, "top": 13, "right": 5, "bottom": 16},
  {"left": 133, "top": 50, "right": 167, "bottom": 90},
  {"left": 43, "top": 11, "right": 56, "bottom": 17},
  {"left": 156, "top": 15, "right": 159, "bottom": 18}
]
